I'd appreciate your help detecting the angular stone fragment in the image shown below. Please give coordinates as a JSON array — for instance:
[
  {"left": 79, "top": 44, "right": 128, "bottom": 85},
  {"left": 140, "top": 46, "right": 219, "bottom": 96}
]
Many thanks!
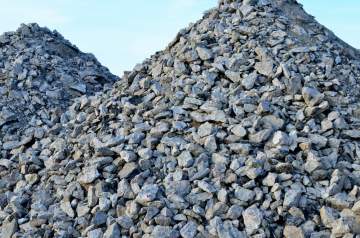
[
  {"left": 331, "top": 218, "right": 351, "bottom": 237},
  {"left": 320, "top": 206, "right": 338, "bottom": 228},
  {"left": 227, "top": 205, "right": 243, "bottom": 219},
  {"left": 255, "top": 49, "right": 274, "bottom": 77},
  {"left": 116, "top": 216, "right": 133, "bottom": 229},
  {"left": 225, "top": 70, "right": 241, "bottom": 83},
  {"left": 118, "top": 162, "right": 138, "bottom": 179},
  {"left": 196, "top": 46, "right": 213, "bottom": 60},
  {"left": 242, "top": 72, "right": 257, "bottom": 89},
  {"left": 70, "top": 83, "right": 87, "bottom": 93},
  {"left": 88, "top": 186, "right": 98, "bottom": 207},
  {"left": 177, "top": 151, "right": 194, "bottom": 168},
  {"left": 217, "top": 220, "right": 245, "bottom": 238},
  {"left": 180, "top": 221, "right": 197, "bottom": 238},
  {"left": 103, "top": 223, "right": 121, "bottom": 238},
  {"left": 138, "top": 148, "right": 153, "bottom": 160},
  {"left": 302, "top": 87, "right": 323, "bottom": 106},
  {"left": 304, "top": 153, "right": 321, "bottom": 174},
  {"left": 343, "top": 130, "right": 360, "bottom": 139},
  {"left": 249, "top": 129, "right": 273, "bottom": 143},
  {"left": 197, "top": 180, "right": 216, "bottom": 193},
  {"left": 234, "top": 187, "right": 255, "bottom": 202},
  {"left": 151, "top": 226, "right": 178, "bottom": 238},
  {"left": 204, "top": 135, "right": 217, "bottom": 152},
  {"left": 60, "top": 199, "right": 75, "bottom": 218},
  {"left": 120, "top": 150, "right": 137, "bottom": 162},
  {"left": 92, "top": 211, "right": 108, "bottom": 226},
  {"left": 283, "top": 189, "right": 302, "bottom": 208},
  {"left": 262, "top": 173, "right": 277, "bottom": 186},
  {"left": 174, "top": 59, "right": 188, "bottom": 75},
  {"left": 2, "top": 141, "right": 20, "bottom": 150},
  {"left": 198, "top": 122, "right": 214, "bottom": 137},
  {"left": 352, "top": 200, "right": 360, "bottom": 214},
  {"left": 78, "top": 166, "right": 100, "bottom": 184},
  {"left": 242, "top": 206, "right": 263, "bottom": 235},
  {"left": 0, "top": 159, "right": 12, "bottom": 169},
  {"left": 283, "top": 225, "right": 304, "bottom": 238},
  {"left": 1, "top": 218, "right": 18, "bottom": 238},
  {"left": 136, "top": 184, "right": 159, "bottom": 205},
  {"left": 231, "top": 125, "right": 247, "bottom": 137},
  {"left": 76, "top": 203, "right": 90, "bottom": 217},
  {"left": 88, "top": 229, "right": 103, "bottom": 238}
]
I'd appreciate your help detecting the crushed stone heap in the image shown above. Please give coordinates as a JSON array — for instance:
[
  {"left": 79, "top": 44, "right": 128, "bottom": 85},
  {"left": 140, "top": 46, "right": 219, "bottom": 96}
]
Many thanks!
[
  {"left": 1, "top": 1, "right": 360, "bottom": 237},
  {"left": 0, "top": 23, "right": 118, "bottom": 147}
]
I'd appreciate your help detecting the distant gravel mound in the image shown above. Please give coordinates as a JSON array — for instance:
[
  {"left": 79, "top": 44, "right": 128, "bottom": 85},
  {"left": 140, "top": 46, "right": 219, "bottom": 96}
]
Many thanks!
[{"left": 0, "top": 23, "right": 118, "bottom": 144}]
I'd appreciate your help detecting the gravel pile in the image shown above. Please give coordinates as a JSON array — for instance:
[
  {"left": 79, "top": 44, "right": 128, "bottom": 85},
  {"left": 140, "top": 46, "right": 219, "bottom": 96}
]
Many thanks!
[
  {"left": 1, "top": 1, "right": 360, "bottom": 237},
  {"left": 0, "top": 23, "right": 118, "bottom": 147}
]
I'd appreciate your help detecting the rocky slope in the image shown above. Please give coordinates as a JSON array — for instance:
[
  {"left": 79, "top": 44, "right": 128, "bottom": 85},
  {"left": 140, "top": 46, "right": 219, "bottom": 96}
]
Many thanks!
[
  {"left": 0, "top": 23, "right": 118, "bottom": 150},
  {"left": 1, "top": 1, "right": 360, "bottom": 238}
]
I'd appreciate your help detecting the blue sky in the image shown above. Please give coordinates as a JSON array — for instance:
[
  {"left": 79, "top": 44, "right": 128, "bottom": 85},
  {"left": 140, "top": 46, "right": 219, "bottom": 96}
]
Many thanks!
[{"left": 0, "top": 0, "right": 358, "bottom": 76}]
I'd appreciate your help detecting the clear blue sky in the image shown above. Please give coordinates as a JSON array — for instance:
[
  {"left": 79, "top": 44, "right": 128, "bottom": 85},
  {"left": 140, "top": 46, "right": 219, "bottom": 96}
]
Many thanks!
[{"left": 0, "top": 0, "right": 358, "bottom": 76}]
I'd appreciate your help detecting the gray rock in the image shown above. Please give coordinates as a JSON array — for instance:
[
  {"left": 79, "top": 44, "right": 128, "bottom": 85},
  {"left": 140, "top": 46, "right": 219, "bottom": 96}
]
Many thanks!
[
  {"left": 283, "top": 189, "right": 302, "bottom": 208},
  {"left": 88, "top": 186, "right": 98, "bottom": 207},
  {"left": 136, "top": 184, "right": 159, "bottom": 205},
  {"left": 352, "top": 200, "right": 360, "bottom": 214},
  {"left": 180, "top": 221, "right": 197, "bottom": 238},
  {"left": 120, "top": 150, "right": 137, "bottom": 162},
  {"left": 249, "top": 129, "right": 273, "bottom": 143},
  {"left": 242, "top": 206, "right": 263, "bottom": 235},
  {"left": 225, "top": 71, "right": 241, "bottom": 83},
  {"left": 92, "top": 211, "right": 108, "bottom": 226},
  {"left": 76, "top": 203, "right": 90, "bottom": 217},
  {"left": 196, "top": 47, "right": 213, "bottom": 60},
  {"left": 177, "top": 151, "right": 194, "bottom": 168},
  {"left": 242, "top": 72, "right": 257, "bottom": 89},
  {"left": 60, "top": 199, "right": 75, "bottom": 217},
  {"left": 302, "top": 87, "right": 323, "bottom": 106},
  {"left": 70, "top": 83, "right": 87, "bottom": 93},
  {"left": 204, "top": 135, "right": 217, "bottom": 152},
  {"left": 283, "top": 225, "right": 304, "bottom": 238},
  {"left": 231, "top": 125, "right": 247, "bottom": 138},
  {"left": 320, "top": 206, "right": 338, "bottom": 228},
  {"left": 234, "top": 187, "right": 255, "bottom": 202},
  {"left": 103, "top": 223, "right": 121, "bottom": 238},
  {"left": 78, "top": 166, "right": 100, "bottom": 184},
  {"left": 197, "top": 180, "right": 216, "bottom": 193},
  {"left": 304, "top": 153, "right": 321, "bottom": 174},
  {"left": 118, "top": 162, "right": 138, "bottom": 178},
  {"left": 227, "top": 205, "right": 243, "bottom": 219},
  {"left": 198, "top": 122, "right": 214, "bottom": 137},
  {"left": 262, "top": 173, "right": 277, "bottom": 187},
  {"left": 240, "top": 3, "right": 253, "bottom": 16},
  {"left": 343, "top": 129, "right": 360, "bottom": 139},
  {"left": 255, "top": 48, "right": 274, "bottom": 77},
  {"left": 331, "top": 218, "right": 351, "bottom": 237},
  {"left": 99, "top": 196, "right": 111, "bottom": 211},
  {"left": 138, "top": 148, "right": 153, "bottom": 160},
  {"left": 151, "top": 226, "right": 178, "bottom": 238},
  {"left": 1, "top": 218, "right": 18, "bottom": 238},
  {"left": 88, "top": 228, "right": 104, "bottom": 238},
  {"left": 174, "top": 59, "right": 188, "bottom": 75},
  {"left": 116, "top": 216, "right": 133, "bottom": 229}
]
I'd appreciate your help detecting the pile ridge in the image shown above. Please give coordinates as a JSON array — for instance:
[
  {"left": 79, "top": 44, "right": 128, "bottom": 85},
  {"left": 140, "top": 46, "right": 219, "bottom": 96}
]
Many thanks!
[
  {"left": 0, "top": 23, "right": 118, "bottom": 147},
  {"left": 1, "top": 1, "right": 360, "bottom": 237}
]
